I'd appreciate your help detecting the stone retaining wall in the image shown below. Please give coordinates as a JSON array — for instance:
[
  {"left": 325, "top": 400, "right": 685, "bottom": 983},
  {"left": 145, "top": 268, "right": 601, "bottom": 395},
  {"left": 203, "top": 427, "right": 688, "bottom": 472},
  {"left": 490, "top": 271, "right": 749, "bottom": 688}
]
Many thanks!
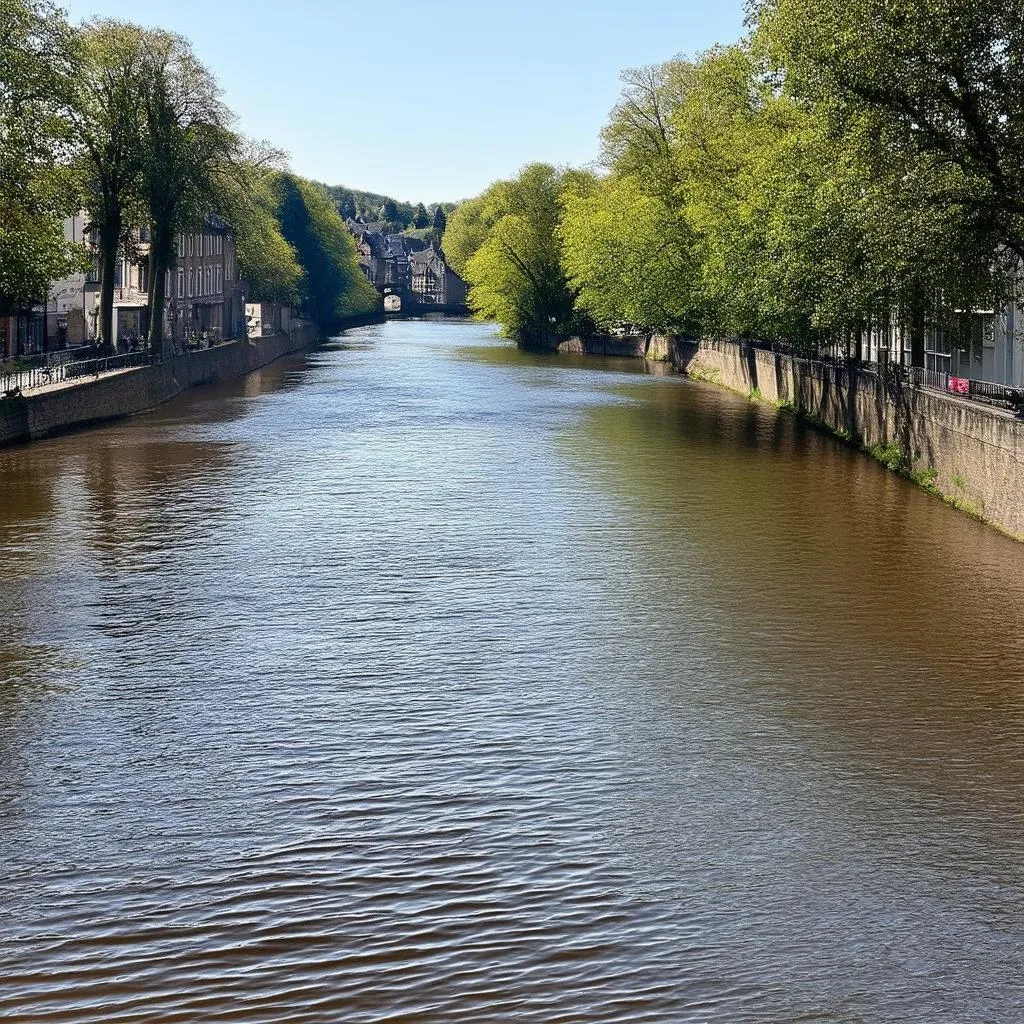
[
  {"left": 534, "top": 334, "right": 673, "bottom": 360},
  {"left": 0, "top": 322, "right": 320, "bottom": 449}
]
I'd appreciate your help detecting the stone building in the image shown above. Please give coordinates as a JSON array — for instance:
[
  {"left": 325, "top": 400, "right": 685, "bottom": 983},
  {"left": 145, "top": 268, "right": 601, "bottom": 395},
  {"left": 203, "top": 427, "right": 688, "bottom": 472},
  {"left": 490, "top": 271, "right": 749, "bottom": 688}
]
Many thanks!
[
  {"left": 348, "top": 220, "right": 417, "bottom": 290},
  {"left": 346, "top": 219, "right": 467, "bottom": 313},
  {"left": 409, "top": 245, "right": 468, "bottom": 309},
  {"left": 41, "top": 214, "right": 92, "bottom": 349},
  {"left": 166, "top": 216, "right": 243, "bottom": 345},
  {"left": 851, "top": 304, "right": 1024, "bottom": 387}
]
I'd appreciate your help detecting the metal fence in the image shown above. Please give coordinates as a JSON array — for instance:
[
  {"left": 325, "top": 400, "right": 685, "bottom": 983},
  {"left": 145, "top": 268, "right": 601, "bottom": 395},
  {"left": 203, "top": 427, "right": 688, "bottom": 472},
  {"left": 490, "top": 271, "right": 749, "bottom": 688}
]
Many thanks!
[
  {"left": 744, "top": 339, "right": 1024, "bottom": 416},
  {"left": 906, "top": 365, "right": 1024, "bottom": 412},
  {"left": 907, "top": 366, "right": 949, "bottom": 391},
  {"left": 1, "top": 350, "right": 153, "bottom": 397}
]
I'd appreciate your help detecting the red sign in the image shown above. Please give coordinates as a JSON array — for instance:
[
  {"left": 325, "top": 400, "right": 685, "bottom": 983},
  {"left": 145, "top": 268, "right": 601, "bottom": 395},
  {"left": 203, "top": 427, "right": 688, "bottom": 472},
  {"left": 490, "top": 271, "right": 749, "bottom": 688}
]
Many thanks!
[{"left": 948, "top": 376, "right": 970, "bottom": 395}]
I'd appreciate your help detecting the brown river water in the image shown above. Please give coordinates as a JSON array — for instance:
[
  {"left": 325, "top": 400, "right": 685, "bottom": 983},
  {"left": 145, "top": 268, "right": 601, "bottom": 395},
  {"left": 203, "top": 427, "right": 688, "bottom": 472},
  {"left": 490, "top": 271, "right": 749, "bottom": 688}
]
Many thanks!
[{"left": 1, "top": 319, "right": 1023, "bottom": 1022}]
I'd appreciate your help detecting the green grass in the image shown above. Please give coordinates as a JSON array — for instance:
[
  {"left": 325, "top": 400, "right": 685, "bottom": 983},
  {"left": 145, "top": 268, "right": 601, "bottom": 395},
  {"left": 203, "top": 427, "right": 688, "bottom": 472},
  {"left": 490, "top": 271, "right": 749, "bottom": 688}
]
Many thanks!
[
  {"left": 869, "top": 440, "right": 905, "bottom": 472},
  {"left": 688, "top": 364, "right": 723, "bottom": 385},
  {"left": 911, "top": 466, "right": 940, "bottom": 494}
]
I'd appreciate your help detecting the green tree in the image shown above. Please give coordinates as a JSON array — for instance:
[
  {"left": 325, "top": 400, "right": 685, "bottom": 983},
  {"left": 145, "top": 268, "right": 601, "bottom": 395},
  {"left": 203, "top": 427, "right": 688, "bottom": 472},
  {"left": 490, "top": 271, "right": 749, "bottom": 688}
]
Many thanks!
[
  {"left": 452, "top": 163, "right": 594, "bottom": 342},
  {"left": 559, "top": 58, "right": 704, "bottom": 336},
  {"left": 0, "top": 0, "right": 85, "bottom": 315},
  {"left": 590, "top": 44, "right": 1007, "bottom": 357},
  {"left": 227, "top": 161, "right": 302, "bottom": 305},
  {"left": 138, "top": 28, "right": 238, "bottom": 357},
  {"left": 70, "top": 20, "right": 150, "bottom": 349},
  {"left": 412, "top": 202, "right": 429, "bottom": 229},
  {"left": 269, "top": 172, "right": 378, "bottom": 325},
  {"left": 440, "top": 194, "right": 495, "bottom": 277},
  {"left": 560, "top": 173, "right": 701, "bottom": 334},
  {"left": 755, "top": 0, "right": 1024, "bottom": 264},
  {"left": 337, "top": 192, "right": 356, "bottom": 220}
]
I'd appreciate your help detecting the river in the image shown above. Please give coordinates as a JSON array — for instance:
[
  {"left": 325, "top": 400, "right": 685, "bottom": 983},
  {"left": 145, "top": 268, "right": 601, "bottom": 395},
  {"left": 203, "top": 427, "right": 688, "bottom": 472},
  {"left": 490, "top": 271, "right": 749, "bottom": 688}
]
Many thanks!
[{"left": 1, "top": 318, "right": 1023, "bottom": 1022}]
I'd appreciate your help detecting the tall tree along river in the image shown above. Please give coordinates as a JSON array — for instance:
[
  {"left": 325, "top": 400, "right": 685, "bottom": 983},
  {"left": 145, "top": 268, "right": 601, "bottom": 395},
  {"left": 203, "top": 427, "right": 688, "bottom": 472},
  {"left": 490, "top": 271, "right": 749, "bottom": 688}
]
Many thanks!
[{"left": 1, "top": 320, "right": 1022, "bottom": 1023}]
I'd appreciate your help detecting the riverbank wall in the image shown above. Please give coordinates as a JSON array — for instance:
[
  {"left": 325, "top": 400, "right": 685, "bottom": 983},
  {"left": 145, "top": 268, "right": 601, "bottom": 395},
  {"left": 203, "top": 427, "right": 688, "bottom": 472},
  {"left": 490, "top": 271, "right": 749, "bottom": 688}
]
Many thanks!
[
  {"left": 0, "top": 321, "right": 322, "bottom": 449},
  {"left": 542, "top": 332, "right": 1024, "bottom": 539}
]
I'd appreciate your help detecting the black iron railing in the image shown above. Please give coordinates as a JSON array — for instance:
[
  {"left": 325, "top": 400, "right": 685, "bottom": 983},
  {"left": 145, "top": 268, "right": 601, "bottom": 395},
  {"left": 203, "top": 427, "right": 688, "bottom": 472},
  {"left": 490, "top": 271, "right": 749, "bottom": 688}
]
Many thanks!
[
  {"left": 741, "top": 339, "right": 1024, "bottom": 416},
  {"left": 1, "top": 350, "right": 153, "bottom": 397},
  {"left": 906, "top": 366, "right": 1024, "bottom": 412}
]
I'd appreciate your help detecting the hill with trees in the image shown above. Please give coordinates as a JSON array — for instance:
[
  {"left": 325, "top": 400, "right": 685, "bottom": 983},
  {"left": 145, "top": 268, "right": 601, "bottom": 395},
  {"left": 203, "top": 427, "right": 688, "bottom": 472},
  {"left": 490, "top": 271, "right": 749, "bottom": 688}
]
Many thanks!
[{"left": 321, "top": 184, "right": 457, "bottom": 238}]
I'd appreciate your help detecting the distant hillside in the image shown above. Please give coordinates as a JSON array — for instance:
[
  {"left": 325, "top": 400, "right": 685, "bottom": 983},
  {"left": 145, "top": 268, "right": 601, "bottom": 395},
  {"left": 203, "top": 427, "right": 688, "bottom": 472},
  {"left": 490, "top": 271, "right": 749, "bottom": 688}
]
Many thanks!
[{"left": 319, "top": 184, "right": 457, "bottom": 232}]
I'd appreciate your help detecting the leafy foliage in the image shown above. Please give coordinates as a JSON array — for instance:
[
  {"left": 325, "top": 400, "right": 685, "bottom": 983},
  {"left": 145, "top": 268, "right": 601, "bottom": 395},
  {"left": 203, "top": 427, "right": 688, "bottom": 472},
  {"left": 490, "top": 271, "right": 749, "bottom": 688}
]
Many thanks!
[
  {"left": 70, "top": 19, "right": 153, "bottom": 346},
  {"left": 446, "top": 163, "right": 594, "bottom": 342},
  {"left": 0, "top": 0, "right": 86, "bottom": 312},
  {"left": 229, "top": 163, "right": 303, "bottom": 304},
  {"left": 137, "top": 27, "right": 239, "bottom": 353},
  {"left": 560, "top": 174, "right": 700, "bottom": 334},
  {"left": 755, "top": 0, "right": 1024, "bottom": 262},
  {"left": 455, "top": 22, "right": 1018, "bottom": 357},
  {"left": 268, "top": 173, "right": 379, "bottom": 325}
]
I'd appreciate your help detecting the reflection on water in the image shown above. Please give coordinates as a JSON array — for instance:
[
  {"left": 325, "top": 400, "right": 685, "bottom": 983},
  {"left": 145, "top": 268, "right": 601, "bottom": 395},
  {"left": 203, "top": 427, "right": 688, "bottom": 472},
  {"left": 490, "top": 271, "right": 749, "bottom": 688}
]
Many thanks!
[{"left": 1, "top": 320, "right": 1022, "bottom": 1022}]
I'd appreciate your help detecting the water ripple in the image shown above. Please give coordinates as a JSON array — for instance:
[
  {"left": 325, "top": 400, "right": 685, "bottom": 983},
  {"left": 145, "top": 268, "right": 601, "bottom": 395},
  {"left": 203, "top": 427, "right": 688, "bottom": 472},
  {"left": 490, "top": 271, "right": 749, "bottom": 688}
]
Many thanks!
[{"left": 1, "top": 320, "right": 1023, "bottom": 1022}]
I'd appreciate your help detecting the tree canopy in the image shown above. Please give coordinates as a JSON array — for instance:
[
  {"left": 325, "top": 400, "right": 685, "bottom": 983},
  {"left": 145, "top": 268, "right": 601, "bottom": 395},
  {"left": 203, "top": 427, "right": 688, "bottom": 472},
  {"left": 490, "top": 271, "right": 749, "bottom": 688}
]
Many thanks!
[
  {"left": 0, "top": 0, "right": 84, "bottom": 313},
  {"left": 446, "top": 163, "right": 594, "bottom": 342},
  {"left": 268, "top": 173, "right": 378, "bottom": 325},
  {"left": 447, "top": 10, "right": 1019, "bottom": 358},
  {"left": 0, "top": 1, "right": 379, "bottom": 346}
]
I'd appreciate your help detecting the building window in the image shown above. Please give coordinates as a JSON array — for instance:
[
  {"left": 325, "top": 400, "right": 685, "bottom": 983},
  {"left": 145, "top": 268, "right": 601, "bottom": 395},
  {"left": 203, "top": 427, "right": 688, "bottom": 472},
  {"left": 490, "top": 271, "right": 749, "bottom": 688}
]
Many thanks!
[
  {"left": 177, "top": 268, "right": 184, "bottom": 297},
  {"left": 187, "top": 268, "right": 193, "bottom": 297}
]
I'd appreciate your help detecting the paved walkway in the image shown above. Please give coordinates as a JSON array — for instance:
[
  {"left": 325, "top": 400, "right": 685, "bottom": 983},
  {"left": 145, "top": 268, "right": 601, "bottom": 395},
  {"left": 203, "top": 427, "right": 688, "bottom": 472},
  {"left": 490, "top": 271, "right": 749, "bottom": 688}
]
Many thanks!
[{"left": 5, "top": 365, "right": 146, "bottom": 398}]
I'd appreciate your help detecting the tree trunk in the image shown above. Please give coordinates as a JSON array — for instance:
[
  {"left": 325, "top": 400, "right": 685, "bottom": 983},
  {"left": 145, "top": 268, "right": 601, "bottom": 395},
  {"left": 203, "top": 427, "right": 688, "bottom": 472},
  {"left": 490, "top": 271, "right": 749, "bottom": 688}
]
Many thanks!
[
  {"left": 98, "top": 206, "right": 121, "bottom": 352},
  {"left": 910, "top": 289, "right": 926, "bottom": 368},
  {"left": 854, "top": 322, "right": 864, "bottom": 363},
  {"left": 148, "top": 222, "right": 171, "bottom": 361}
]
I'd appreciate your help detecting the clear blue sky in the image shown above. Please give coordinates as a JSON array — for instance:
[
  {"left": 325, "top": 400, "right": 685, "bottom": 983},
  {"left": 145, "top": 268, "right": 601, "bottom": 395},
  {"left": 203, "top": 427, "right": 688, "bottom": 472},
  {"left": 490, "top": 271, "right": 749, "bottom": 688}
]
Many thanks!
[{"left": 61, "top": 0, "right": 745, "bottom": 204}]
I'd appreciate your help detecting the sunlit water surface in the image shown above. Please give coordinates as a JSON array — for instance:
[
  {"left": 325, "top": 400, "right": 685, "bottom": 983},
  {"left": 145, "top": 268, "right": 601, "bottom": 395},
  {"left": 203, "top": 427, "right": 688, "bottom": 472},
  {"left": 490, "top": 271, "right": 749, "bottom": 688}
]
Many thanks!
[{"left": 1, "top": 319, "right": 1023, "bottom": 1022}]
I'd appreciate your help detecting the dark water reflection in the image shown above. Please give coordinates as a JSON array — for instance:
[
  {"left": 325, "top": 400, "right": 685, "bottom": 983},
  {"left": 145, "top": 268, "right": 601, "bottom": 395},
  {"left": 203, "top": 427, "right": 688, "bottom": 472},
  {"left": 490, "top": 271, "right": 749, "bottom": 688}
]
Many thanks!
[{"left": 1, "top": 320, "right": 1022, "bottom": 1022}]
